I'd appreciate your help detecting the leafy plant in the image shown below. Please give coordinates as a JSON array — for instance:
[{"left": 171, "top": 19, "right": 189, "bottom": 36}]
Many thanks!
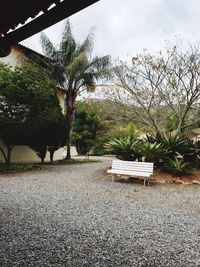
[
  {"left": 135, "top": 142, "right": 166, "bottom": 162},
  {"left": 106, "top": 136, "right": 137, "bottom": 161},
  {"left": 73, "top": 107, "right": 101, "bottom": 155},
  {"left": 93, "top": 147, "right": 106, "bottom": 156},
  {"left": 160, "top": 135, "right": 194, "bottom": 159},
  {"left": 118, "top": 122, "right": 139, "bottom": 139},
  {"left": 168, "top": 157, "right": 192, "bottom": 176}
]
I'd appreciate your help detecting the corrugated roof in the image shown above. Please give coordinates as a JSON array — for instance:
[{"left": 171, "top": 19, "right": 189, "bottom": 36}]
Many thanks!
[
  {"left": 0, "top": 0, "right": 99, "bottom": 57},
  {"left": 0, "top": 0, "right": 56, "bottom": 36}
]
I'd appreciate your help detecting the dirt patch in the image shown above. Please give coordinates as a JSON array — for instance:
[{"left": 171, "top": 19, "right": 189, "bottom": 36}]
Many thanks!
[
  {"left": 105, "top": 169, "right": 200, "bottom": 185},
  {"left": 153, "top": 171, "right": 200, "bottom": 185}
]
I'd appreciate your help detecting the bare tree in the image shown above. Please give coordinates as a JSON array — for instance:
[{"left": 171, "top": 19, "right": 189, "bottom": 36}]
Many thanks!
[{"left": 111, "top": 44, "right": 200, "bottom": 136}]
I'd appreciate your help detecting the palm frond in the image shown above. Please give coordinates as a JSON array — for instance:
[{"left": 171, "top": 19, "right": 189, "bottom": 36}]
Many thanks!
[
  {"left": 67, "top": 52, "right": 88, "bottom": 76},
  {"left": 77, "top": 31, "right": 94, "bottom": 56},
  {"left": 89, "top": 55, "right": 112, "bottom": 79},
  {"left": 36, "top": 19, "right": 112, "bottom": 97},
  {"left": 40, "top": 33, "right": 58, "bottom": 61},
  {"left": 60, "top": 20, "right": 76, "bottom": 65}
]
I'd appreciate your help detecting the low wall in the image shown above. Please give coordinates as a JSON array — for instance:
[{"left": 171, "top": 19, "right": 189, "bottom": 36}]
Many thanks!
[{"left": 0, "top": 143, "right": 77, "bottom": 163}]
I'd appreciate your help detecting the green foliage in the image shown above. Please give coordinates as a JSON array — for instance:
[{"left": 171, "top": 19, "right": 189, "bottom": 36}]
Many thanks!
[
  {"left": 92, "top": 135, "right": 111, "bottom": 156},
  {"left": 135, "top": 142, "right": 166, "bottom": 162},
  {"left": 73, "top": 106, "right": 100, "bottom": 155},
  {"left": 30, "top": 144, "right": 47, "bottom": 164},
  {"left": 118, "top": 122, "right": 139, "bottom": 139},
  {"left": 106, "top": 136, "right": 137, "bottom": 161},
  {"left": 27, "top": 101, "right": 67, "bottom": 164},
  {"left": 93, "top": 146, "right": 106, "bottom": 156},
  {"left": 160, "top": 135, "right": 194, "bottom": 159},
  {"left": 76, "top": 100, "right": 141, "bottom": 157},
  {"left": 0, "top": 62, "right": 66, "bottom": 164},
  {"left": 164, "top": 114, "right": 179, "bottom": 133},
  {"left": 168, "top": 157, "right": 192, "bottom": 176},
  {"left": 0, "top": 63, "right": 34, "bottom": 164}
]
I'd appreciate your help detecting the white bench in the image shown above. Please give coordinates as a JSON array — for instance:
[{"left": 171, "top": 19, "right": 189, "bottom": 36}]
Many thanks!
[{"left": 107, "top": 160, "right": 154, "bottom": 186}]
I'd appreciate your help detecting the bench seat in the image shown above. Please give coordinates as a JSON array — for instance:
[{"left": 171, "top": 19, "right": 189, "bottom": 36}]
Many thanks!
[{"left": 107, "top": 160, "right": 154, "bottom": 185}]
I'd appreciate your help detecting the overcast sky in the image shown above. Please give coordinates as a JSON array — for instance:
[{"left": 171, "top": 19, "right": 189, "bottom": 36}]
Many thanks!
[{"left": 22, "top": 0, "right": 200, "bottom": 60}]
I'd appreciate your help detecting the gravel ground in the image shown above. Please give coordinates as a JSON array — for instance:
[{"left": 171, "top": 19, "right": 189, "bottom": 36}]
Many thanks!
[{"left": 1, "top": 156, "right": 200, "bottom": 267}]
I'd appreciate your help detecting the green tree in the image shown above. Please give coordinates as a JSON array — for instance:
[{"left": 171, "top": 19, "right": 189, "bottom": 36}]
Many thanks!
[
  {"left": 39, "top": 20, "right": 111, "bottom": 159},
  {"left": 0, "top": 63, "right": 32, "bottom": 164},
  {"left": 27, "top": 107, "right": 67, "bottom": 163},
  {"left": 0, "top": 63, "right": 66, "bottom": 164},
  {"left": 73, "top": 106, "right": 100, "bottom": 155}
]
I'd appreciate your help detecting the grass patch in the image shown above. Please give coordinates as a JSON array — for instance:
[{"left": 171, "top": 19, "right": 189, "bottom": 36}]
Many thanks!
[
  {"left": 58, "top": 158, "right": 101, "bottom": 164},
  {"left": 0, "top": 163, "right": 41, "bottom": 173}
]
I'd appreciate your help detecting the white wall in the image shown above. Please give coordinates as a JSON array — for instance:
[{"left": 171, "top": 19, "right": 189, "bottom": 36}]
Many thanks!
[
  {"left": 0, "top": 46, "right": 26, "bottom": 67},
  {"left": 0, "top": 143, "right": 77, "bottom": 163},
  {"left": 56, "top": 90, "right": 65, "bottom": 114}
]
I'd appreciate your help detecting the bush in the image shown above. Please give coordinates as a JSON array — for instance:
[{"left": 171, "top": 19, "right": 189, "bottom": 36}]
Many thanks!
[
  {"left": 93, "top": 147, "right": 106, "bottom": 156},
  {"left": 135, "top": 142, "right": 166, "bottom": 163},
  {"left": 167, "top": 157, "right": 192, "bottom": 176},
  {"left": 160, "top": 135, "right": 194, "bottom": 159},
  {"left": 106, "top": 136, "right": 138, "bottom": 161},
  {"left": 73, "top": 107, "right": 100, "bottom": 155},
  {"left": 93, "top": 135, "right": 112, "bottom": 156}
]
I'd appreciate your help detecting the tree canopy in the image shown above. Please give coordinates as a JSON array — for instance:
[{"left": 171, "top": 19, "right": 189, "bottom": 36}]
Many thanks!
[
  {"left": 0, "top": 63, "right": 66, "bottom": 164},
  {"left": 110, "top": 44, "right": 200, "bottom": 137}
]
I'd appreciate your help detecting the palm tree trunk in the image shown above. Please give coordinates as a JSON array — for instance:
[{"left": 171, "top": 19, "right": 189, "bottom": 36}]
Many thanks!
[{"left": 65, "top": 94, "right": 75, "bottom": 159}]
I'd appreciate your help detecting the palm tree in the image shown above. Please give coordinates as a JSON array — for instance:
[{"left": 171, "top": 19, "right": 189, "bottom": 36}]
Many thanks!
[{"left": 39, "top": 20, "right": 111, "bottom": 159}]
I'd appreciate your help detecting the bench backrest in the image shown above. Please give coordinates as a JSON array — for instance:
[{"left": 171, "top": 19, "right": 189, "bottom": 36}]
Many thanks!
[{"left": 111, "top": 160, "right": 154, "bottom": 174}]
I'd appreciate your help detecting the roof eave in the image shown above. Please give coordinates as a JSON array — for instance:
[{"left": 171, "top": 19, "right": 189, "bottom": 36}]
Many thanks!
[{"left": 0, "top": 0, "right": 99, "bottom": 57}]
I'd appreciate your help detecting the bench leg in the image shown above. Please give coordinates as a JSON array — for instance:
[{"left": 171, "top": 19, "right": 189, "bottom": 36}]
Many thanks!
[
  {"left": 143, "top": 178, "right": 150, "bottom": 186},
  {"left": 112, "top": 175, "right": 115, "bottom": 182}
]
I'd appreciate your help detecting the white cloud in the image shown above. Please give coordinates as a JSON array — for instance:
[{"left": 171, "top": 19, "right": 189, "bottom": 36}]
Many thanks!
[{"left": 22, "top": 0, "right": 200, "bottom": 59}]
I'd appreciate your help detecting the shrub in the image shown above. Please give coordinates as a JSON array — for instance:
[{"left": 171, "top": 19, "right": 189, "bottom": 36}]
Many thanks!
[
  {"left": 93, "top": 147, "right": 106, "bottom": 156},
  {"left": 167, "top": 157, "right": 192, "bottom": 176},
  {"left": 106, "top": 136, "right": 137, "bottom": 161},
  {"left": 160, "top": 135, "right": 193, "bottom": 159},
  {"left": 73, "top": 107, "right": 100, "bottom": 155},
  {"left": 93, "top": 135, "right": 112, "bottom": 156},
  {"left": 135, "top": 142, "right": 166, "bottom": 162}
]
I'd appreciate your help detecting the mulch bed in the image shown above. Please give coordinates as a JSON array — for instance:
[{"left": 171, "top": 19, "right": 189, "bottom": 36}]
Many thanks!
[
  {"left": 105, "top": 169, "right": 200, "bottom": 185},
  {"left": 153, "top": 171, "right": 200, "bottom": 185}
]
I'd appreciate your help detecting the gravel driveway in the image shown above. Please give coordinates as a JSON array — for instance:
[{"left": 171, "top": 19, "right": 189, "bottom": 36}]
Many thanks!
[{"left": 1, "top": 156, "right": 200, "bottom": 267}]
